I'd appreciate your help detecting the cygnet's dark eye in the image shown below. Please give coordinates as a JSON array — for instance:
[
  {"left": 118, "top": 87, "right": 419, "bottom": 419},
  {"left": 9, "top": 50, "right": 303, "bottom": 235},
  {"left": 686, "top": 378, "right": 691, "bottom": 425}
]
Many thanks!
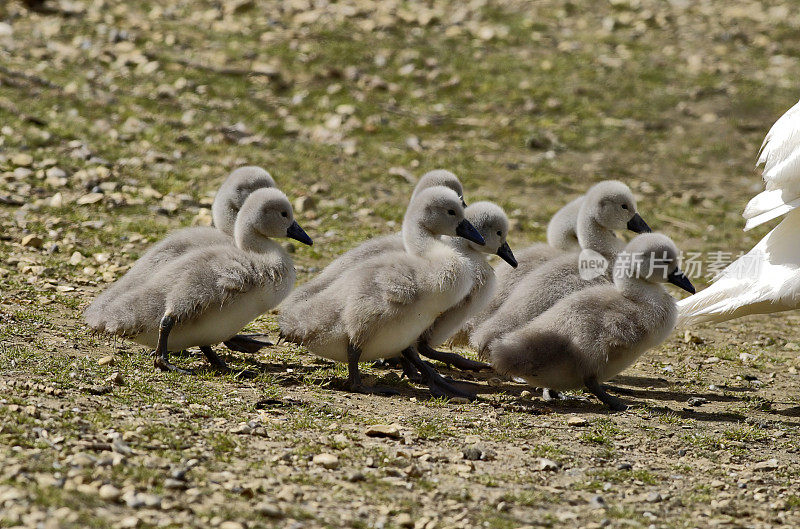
[
  {"left": 447, "top": 209, "right": 456, "bottom": 216},
  {"left": 496, "top": 231, "right": 502, "bottom": 236},
  {"left": 281, "top": 211, "right": 288, "bottom": 217},
  {"left": 621, "top": 204, "right": 629, "bottom": 210}
]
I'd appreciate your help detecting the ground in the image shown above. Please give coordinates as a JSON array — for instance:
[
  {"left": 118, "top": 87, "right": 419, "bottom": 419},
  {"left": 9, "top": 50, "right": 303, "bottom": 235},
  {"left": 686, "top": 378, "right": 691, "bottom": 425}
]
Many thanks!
[{"left": 2, "top": 0, "right": 800, "bottom": 528}]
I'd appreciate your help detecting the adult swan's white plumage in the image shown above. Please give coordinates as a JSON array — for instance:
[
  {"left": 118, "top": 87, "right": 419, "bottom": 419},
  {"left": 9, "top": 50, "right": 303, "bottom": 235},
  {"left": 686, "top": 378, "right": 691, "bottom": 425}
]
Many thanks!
[
  {"left": 678, "top": 99, "right": 800, "bottom": 327},
  {"left": 743, "top": 100, "right": 800, "bottom": 231}
]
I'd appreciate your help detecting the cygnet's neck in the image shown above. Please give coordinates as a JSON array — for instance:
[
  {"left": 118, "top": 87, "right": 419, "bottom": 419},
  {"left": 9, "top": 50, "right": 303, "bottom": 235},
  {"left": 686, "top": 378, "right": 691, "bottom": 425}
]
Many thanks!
[
  {"left": 577, "top": 214, "right": 623, "bottom": 261},
  {"left": 212, "top": 186, "right": 240, "bottom": 235},
  {"left": 235, "top": 226, "right": 283, "bottom": 255},
  {"left": 449, "top": 236, "right": 484, "bottom": 256},
  {"left": 613, "top": 272, "right": 662, "bottom": 301},
  {"left": 215, "top": 204, "right": 238, "bottom": 236},
  {"left": 402, "top": 216, "right": 442, "bottom": 256}
]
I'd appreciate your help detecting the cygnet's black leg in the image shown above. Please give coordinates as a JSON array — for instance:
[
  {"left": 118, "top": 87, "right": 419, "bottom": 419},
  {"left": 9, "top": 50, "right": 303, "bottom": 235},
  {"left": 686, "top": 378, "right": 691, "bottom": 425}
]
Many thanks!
[
  {"left": 401, "top": 348, "right": 476, "bottom": 400},
  {"left": 584, "top": 378, "right": 627, "bottom": 411},
  {"left": 153, "top": 315, "right": 191, "bottom": 374},
  {"left": 417, "top": 341, "right": 491, "bottom": 372},
  {"left": 346, "top": 344, "right": 399, "bottom": 396},
  {"left": 398, "top": 356, "right": 424, "bottom": 383},
  {"left": 376, "top": 356, "right": 439, "bottom": 384},
  {"left": 200, "top": 346, "right": 257, "bottom": 379},
  {"left": 223, "top": 334, "right": 273, "bottom": 354},
  {"left": 378, "top": 355, "right": 440, "bottom": 371},
  {"left": 199, "top": 345, "right": 229, "bottom": 369},
  {"left": 542, "top": 388, "right": 561, "bottom": 401}
]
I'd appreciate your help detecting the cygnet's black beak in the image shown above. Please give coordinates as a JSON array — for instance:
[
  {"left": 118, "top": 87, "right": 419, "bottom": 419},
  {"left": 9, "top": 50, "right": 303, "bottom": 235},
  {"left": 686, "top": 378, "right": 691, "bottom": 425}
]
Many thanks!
[
  {"left": 496, "top": 241, "right": 517, "bottom": 268},
  {"left": 626, "top": 213, "right": 652, "bottom": 233},
  {"left": 286, "top": 221, "right": 313, "bottom": 246},
  {"left": 667, "top": 268, "right": 695, "bottom": 294},
  {"left": 455, "top": 218, "right": 485, "bottom": 246},
  {"left": 460, "top": 196, "right": 467, "bottom": 208}
]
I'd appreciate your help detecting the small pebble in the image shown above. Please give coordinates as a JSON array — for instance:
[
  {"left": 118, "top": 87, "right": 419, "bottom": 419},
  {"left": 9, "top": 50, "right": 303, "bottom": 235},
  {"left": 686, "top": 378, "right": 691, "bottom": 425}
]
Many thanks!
[
  {"left": 535, "top": 458, "right": 561, "bottom": 471},
  {"left": 462, "top": 446, "right": 482, "bottom": 461},
  {"left": 646, "top": 492, "right": 662, "bottom": 503},
  {"left": 106, "top": 372, "right": 125, "bottom": 386},
  {"left": 98, "top": 355, "right": 114, "bottom": 366},
  {"left": 140, "top": 493, "right": 162, "bottom": 508},
  {"left": 11, "top": 153, "right": 33, "bottom": 166},
  {"left": 313, "top": 453, "right": 339, "bottom": 469},
  {"left": 395, "top": 513, "right": 413, "bottom": 528},
  {"left": 21, "top": 234, "right": 43, "bottom": 248},
  {"left": 98, "top": 484, "right": 121, "bottom": 501},
  {"left": 589, "top": 495, "right": 606, "bottom": 508},
  {"left": 753, "top": 458, "right": 779, "bottom": 471},
  {"left": 347, "top": 471, "right": 365, "bottom": 482},
  {"left": 118, "top": 516, "right": 140, "bottom": 529},
  {"left": 567, "top": 416, "right": 588, "bottom": 427},
  {"left": 365, "top": 424, "right": 401, "bottom": 439},
  {"left": 683, "top": 330, "right": 704, "bottom": 344},
  {"left": 255, "top": 502, "right": 284, "bottom": 518},
  {"left": 164, "top": 478, "right": 185, "bottom": 490},
  {"left": 292, "top": 195, "right": 315, "bottom": 214}
]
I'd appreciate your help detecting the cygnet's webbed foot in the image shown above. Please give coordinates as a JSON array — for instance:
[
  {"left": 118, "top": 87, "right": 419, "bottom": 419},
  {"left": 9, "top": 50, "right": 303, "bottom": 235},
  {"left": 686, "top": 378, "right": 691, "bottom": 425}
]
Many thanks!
[
  {"left": 223, "top": 334, "right": 273, "bottom": 354},
  {"left": 584, "top": 378, "right": 628, "bottom": 411},
  {"left": 154, "top": 356, "right": 193, "bottom": 374},
  {"left": 398, "top": 357, "right": 425, "bottom": 384},
  {"left": 418, "top": 342, "right": 491, "bottom": 372},
  {"left": 153, "top": 315, "right": 192, "bottom": 375},
  {"left": 374, "top": 356, "right": 426, "bottom": 384},
  {"left": 346, "top": 344, "right": 399, "bottom": 396},
  {"left": 402, "top": 348, "right": 476, "bottom": 400},
  {"left": 397, "top": 357, "right": 456, "bottom": 385},
  {"left": 382, "top": 354, "right": 438, "bottom": 374}
]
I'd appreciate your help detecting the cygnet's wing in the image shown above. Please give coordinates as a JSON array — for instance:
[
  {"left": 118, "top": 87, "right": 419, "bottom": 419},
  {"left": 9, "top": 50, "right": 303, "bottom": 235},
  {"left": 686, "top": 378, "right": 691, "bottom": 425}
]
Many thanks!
[
  {"left": 163, "top": 246, "right": 286, "bottom": 324},
  {"left": 86, "top": 227, "right": 229, "bottom": 319},
  {"left": 342, "top": 254, "right": 422, "bottom": 345}
]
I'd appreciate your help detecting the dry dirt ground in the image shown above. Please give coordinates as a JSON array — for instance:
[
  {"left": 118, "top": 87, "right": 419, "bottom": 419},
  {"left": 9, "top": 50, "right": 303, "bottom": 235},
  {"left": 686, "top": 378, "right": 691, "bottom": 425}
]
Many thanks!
[{"left": 2, "top": 0, "right": 800, "bottom": 528}]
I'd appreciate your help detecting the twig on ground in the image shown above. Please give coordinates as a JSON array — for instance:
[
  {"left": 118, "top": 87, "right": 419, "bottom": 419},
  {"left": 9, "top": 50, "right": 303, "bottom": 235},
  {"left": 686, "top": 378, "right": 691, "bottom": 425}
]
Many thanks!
[
  {"left": 0, "top": 64, "right": 61, "bottom": 89},
  {"left": 0, "top": 96, "right": 48, "bottom": 126},
  {"left": 142, "top": 51, "right": 284, "bottom": 81}
]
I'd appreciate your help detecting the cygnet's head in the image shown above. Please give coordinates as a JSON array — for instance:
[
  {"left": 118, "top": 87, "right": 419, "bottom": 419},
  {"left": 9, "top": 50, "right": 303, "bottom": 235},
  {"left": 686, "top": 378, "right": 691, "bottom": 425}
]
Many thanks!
[
  {"left": 408, "top": 186, "right": 485, "bottom": 245},
  {"left": 412, "top": 170, "right": 466, "bottom": 207},
  {"left": 235, "top": 188, "right": 312, "bottom": 248},
  {"left": 583, "top": 180, "right": 651, "bottom": 234},
  {"left": 464, "top": 201, "right": 517, "bottom": 267},
  {"left": 614, "top": 233, "right": 694, "bottom": 293},
  {"left": 213, "top": 166, "right": 277, "bottom": 235}
]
